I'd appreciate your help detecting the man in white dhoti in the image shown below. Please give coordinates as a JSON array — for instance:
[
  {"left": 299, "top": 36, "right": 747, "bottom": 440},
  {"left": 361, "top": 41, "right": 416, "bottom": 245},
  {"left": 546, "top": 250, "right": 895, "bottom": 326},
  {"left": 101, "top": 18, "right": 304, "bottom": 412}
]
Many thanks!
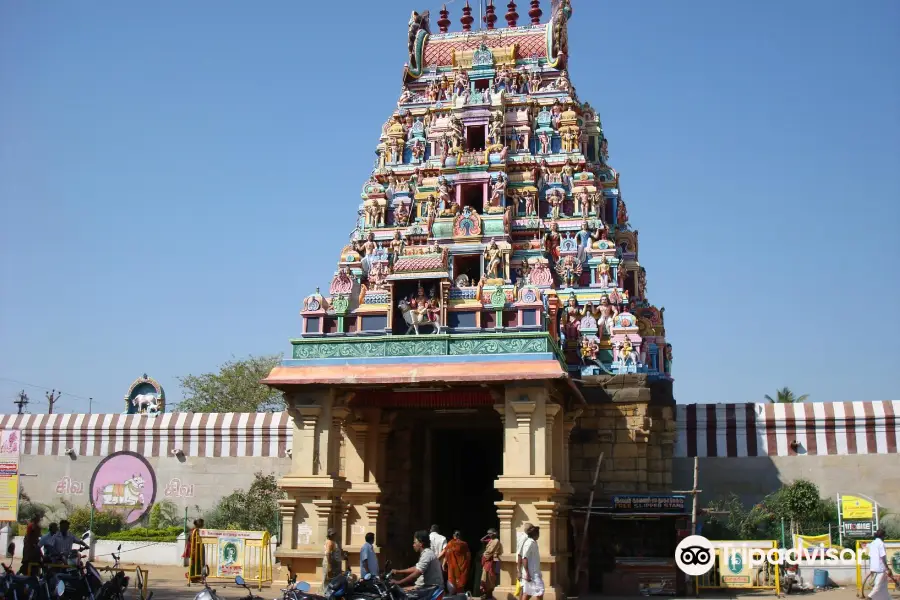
[
  {"left": 520, "top": 525, "right": 544, "bottom": 600},
  {"left": 867, "top": 528, "right": 898, "bottom": 600}
]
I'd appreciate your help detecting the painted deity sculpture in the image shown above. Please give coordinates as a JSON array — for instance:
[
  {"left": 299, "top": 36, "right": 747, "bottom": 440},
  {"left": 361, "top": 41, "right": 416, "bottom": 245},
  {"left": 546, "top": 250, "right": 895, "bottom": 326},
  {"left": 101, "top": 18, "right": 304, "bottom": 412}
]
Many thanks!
[
  {"left": 488, "top": 172, "right": 508, "bottom": 211},
  {"left": 543, "top": 222, "right": 561, "bottom": 263},
  {"left": 483, "top": 240, "right": 503, "bottom": 279}
]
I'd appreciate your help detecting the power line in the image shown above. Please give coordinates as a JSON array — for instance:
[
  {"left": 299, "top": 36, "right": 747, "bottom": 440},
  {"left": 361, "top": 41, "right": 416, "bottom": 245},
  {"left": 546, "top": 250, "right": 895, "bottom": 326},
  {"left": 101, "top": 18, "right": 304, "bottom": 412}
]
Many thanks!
[{"left": 0, "top": 376, "right": 94, "bottom": 403}]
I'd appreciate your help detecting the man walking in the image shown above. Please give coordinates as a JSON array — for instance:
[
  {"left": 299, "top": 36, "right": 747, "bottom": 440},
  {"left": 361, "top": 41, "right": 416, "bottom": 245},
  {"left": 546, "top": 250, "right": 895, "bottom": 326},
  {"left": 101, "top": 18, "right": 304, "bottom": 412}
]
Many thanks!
[
  {"left": 520, "top": 525, "right": 543, "bottom": 600},
  {"left": 867, "top": 529, "right": 898, "bottom": 600},
  {"left": 360, "top": 532, "right": 379, "bottom": 579},
  {"left": 430, "top": 525, "right": 448, "bottom": 587}
]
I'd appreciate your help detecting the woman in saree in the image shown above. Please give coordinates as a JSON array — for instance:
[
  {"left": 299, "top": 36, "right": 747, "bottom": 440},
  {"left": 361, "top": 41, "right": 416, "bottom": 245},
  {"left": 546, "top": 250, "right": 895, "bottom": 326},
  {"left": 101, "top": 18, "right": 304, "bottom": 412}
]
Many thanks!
[
  {"left": 442, "top": 530, "right": 471, "bottom": 594},
  {"left": 479, "top": 528, "right": 503, "bottom": 599},
  {"left": 322, "top": 528, "right": 343, "bottom": 588},
  {"left": 183, "top": 519, "right": 206, "bottom": 583}
]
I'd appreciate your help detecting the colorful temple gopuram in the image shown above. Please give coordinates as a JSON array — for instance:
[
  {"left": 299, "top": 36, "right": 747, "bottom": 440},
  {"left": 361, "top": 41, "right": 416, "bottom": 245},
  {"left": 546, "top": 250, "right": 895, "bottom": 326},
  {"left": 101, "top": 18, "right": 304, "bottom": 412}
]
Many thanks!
[{"left": 265, "top": 1, "right": 681, "bottom": 597}]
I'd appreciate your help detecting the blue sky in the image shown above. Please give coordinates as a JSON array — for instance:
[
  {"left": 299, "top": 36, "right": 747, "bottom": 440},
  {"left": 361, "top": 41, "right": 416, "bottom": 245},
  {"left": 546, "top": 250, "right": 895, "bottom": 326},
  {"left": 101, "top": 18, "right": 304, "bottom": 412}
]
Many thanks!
[{"left": 1, "top": 0, "right": 898, "bottom": 414}]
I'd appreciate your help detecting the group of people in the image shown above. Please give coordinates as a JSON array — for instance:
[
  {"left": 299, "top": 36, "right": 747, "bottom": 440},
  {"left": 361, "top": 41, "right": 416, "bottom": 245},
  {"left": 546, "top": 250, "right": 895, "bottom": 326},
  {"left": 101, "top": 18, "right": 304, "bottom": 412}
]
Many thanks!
[
  {"left": 326, "top": 522, "right": 543, "bottom": 600},
  {"left": 19, "top": 516, "right": 87, "bottom": 574}
]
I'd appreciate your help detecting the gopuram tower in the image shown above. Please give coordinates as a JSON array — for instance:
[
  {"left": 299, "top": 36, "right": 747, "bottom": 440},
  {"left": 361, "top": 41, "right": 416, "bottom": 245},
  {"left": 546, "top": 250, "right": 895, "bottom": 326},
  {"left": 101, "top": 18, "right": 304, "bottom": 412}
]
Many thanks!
[{"left": 266, "top": 1, "right": 674, "bottom": 597}]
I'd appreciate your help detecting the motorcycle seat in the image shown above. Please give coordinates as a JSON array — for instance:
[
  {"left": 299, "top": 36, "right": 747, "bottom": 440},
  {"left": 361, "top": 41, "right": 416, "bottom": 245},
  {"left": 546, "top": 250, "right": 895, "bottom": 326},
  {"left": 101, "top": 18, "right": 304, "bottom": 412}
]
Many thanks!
[{"left": 403, "top": 585, "right": 441, "bottom": 600}]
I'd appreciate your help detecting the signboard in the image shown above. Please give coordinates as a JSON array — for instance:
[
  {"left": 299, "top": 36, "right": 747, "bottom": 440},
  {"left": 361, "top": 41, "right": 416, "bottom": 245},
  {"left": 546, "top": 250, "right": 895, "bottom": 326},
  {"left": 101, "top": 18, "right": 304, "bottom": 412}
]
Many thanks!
[
  {"left": 720, "top": 549, "right": 753, "bottom": 588},
  {"left": 0, "top": 430, "right": 21, "bottom": 522},
  {"left": 89, "top": 451, "right": 157, "bottom": 524},
  {"left": 614, "top": 495, "right": 686, "bottom": 512},
  {"left": 844, "top": 520, "right": 874, "bottom": 539},
  {"left": 841, "top": 495, "right": 874, "bottom": 520},
  {"left": 217, "top": 536, "right": 244, "bottom": 577}
]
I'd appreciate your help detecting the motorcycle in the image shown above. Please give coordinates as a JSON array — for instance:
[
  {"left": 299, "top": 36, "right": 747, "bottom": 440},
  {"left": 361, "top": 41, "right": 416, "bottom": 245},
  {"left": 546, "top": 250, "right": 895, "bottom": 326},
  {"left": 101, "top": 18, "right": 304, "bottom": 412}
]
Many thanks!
[
  {"left": 193, "top": 566, "right": 221, "bottom": 600},
  {"left": 94, "top": 546, "right": 128, "bottom": 600},
  {"left": 274, "top": 579, "right": 313, "bottom": 600},
  {"left": 234, "top": 576, "right": 265, "bottom": 600},
  {"left": 351, "top": 561, "right": 444, "bottom": 600},
  {"left": 1, "top": 543, "right": 65, "bottom": 600}
]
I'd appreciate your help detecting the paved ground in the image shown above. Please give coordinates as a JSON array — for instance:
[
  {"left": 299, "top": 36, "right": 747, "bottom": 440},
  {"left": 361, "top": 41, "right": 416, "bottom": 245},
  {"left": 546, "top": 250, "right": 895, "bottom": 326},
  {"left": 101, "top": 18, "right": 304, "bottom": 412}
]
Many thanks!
[{"left": 102, "top": 563, "right": 887, "bottom": 600}]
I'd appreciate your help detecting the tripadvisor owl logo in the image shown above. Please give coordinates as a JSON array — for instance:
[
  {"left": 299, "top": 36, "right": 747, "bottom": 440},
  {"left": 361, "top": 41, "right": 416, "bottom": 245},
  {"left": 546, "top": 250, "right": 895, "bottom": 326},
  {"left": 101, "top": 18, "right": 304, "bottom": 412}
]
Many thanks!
[{"left": 675, "top": 535, "right": 715, "bottom": 576}]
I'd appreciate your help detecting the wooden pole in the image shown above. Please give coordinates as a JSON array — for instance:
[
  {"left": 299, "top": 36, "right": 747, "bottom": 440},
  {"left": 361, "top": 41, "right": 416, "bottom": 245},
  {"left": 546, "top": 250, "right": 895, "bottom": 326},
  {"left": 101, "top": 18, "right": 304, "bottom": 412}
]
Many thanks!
[
  {"left": 573, "top": 452, "right": 604, "bottom": 588},
  {"left": 691, "top": 456, "right": 699, "bottom": 535}
]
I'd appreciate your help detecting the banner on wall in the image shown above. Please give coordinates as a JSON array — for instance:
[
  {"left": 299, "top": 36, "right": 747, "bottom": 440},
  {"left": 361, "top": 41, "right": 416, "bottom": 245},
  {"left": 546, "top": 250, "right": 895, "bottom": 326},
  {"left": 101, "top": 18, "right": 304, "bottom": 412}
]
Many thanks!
[{"left": 0, "top": 430, "right": 22, "bottom": 522}]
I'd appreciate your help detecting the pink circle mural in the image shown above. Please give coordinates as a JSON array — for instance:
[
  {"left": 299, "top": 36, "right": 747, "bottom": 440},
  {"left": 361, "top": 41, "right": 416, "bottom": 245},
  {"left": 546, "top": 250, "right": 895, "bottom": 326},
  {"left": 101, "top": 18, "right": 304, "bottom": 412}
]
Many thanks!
[{"left": 89, "top": 451, "right": 157, "bottom": 524}]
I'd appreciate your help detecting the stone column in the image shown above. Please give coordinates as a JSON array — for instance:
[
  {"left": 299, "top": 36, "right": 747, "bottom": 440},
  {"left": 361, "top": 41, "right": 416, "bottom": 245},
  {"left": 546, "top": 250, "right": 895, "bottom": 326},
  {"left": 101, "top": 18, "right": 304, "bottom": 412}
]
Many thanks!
[
  {"left": 278, "top": 391, "right": 350, "bottom": 591},
  {"left": 330, "top": 406, "right": 350, "bottom": 478},
  {"left": 494, "top": 384, "right": 569, "bottom": 600},
  {"left": 510, "top": 397, "right": 536, "bottom": 475},
  {"left": 545, "top": 403, "right": 560, "bottom": 479},
  {"left": 278, "top": 498, "right": 298, "bottom": 550}
]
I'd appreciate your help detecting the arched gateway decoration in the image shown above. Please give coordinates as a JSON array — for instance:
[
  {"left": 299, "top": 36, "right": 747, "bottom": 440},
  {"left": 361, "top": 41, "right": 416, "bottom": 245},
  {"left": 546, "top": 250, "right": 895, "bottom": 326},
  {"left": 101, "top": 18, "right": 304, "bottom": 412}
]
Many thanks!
[{"left": 264, "top": 2, "right": 677, "bottom": 598}]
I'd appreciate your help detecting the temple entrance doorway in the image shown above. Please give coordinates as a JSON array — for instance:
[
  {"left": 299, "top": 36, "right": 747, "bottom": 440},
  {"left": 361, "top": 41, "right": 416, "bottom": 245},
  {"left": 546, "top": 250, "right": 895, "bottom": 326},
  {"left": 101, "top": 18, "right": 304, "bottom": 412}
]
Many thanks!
[
  {"left": 430, "top": 421, "right": 502, "bottom": 593},
  {"left": 380, "top": 403, "right": 502, "bottom": 586}
]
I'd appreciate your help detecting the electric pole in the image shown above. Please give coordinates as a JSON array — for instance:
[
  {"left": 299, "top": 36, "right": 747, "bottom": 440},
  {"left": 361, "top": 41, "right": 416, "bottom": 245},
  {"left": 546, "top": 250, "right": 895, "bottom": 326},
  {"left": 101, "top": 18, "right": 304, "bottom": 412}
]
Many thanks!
[
  {"left": 13, "top": 391, "right": 29, "bottom": 414},
  {"left": 46, "top": 389, "right": 61, "bottom": 414}
]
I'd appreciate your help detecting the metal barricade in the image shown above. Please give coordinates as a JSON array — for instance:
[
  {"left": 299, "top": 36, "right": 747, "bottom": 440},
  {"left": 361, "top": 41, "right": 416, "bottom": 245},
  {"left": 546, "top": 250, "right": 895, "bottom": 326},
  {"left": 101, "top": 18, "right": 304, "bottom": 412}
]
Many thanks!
[
  {"left": 696, "top": 540, "right": 781, "bottom": 595},
  {"left": 188, "top": 529, "right": 272, "bottom": 590}
]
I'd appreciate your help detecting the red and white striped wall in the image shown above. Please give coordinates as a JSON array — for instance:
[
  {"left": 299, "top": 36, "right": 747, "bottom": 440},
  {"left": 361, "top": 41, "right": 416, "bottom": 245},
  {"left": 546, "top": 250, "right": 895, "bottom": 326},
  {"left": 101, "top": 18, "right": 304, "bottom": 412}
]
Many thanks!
[
  {"left": 675, "top": 402, "right": 900, "bottom": 458},
  {"left": 0, "top": 412, "right": 291, "bottom": 458}
]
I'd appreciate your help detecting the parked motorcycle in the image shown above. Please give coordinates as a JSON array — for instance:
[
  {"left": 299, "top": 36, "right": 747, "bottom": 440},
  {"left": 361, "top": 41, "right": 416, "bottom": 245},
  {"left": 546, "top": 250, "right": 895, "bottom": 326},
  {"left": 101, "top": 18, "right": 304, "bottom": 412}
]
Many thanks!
[
  {"left": 1, "top": 543, "right": 65, "bottom": 600},
  {"left": 94, "top": 546, "right": 128, "bottom": 600},
  {"left": 274, "top": 580, "right": 313, "bottom": 600},
  {"left": 193, "top": 566, "right": 221, "bottom": 600}
]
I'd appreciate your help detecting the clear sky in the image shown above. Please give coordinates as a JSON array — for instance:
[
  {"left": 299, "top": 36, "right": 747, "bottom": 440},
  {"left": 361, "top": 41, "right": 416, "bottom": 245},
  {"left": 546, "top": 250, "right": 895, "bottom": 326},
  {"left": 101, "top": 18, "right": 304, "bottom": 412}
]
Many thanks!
[{"left": 1, "top": 0, "right": 898, "bottom": 414}]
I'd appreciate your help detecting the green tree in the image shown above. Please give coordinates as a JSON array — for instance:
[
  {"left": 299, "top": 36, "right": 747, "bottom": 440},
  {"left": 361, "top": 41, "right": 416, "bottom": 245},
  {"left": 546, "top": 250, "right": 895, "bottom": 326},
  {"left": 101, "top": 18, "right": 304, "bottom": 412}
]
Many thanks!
[
  {"left": 203, "top": 472, "right": 284, "bottom": 532},
  {"left": 177, "top": 355, "right": 284, "bottom": 413},
  {"left": 764, "top": 387, "right": 809, "bottom": 404},
  {"left": 148, "top": 499, "right": 180, "bottom": 529}
]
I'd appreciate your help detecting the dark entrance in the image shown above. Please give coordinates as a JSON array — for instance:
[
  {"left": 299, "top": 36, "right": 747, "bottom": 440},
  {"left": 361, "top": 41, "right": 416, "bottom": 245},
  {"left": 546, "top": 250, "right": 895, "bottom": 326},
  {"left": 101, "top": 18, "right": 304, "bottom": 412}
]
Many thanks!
[{"left": 430, "top": 417, "right": 502, "bottom": 593}]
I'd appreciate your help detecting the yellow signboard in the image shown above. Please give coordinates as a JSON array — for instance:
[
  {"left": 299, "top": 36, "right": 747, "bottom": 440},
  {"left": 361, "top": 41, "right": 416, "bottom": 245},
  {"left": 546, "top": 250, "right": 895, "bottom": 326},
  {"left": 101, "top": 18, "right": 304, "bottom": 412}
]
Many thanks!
[
  {"left": 0, "top": 430, "right": 22, "bottom": 522},
  {"left": 720, "top": 549, "right": 753, "bottom": 588},
  {"left": 842, "top": 495, "right": 875, "bottom": 520}
]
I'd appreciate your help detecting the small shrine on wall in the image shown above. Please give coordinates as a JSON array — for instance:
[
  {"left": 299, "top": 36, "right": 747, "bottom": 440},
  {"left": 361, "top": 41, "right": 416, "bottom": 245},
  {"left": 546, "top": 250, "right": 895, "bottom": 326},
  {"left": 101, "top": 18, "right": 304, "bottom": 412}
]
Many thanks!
[{"left": 123, "top": 373, "right": 165, "bottom": 415}]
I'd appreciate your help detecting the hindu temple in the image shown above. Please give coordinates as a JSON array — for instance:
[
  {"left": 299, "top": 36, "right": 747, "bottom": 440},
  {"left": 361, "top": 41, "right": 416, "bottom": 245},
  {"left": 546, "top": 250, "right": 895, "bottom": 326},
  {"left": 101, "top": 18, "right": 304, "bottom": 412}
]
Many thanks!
[{"left": 265, "top": 1, "right": 682, "bottom": 596}]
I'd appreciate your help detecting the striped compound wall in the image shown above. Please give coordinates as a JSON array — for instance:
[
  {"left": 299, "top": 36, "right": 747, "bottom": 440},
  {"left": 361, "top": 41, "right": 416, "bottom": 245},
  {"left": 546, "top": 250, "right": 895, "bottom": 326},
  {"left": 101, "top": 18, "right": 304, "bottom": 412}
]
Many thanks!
[
  {"left": 2, "top": 401, "right": 897, "bottom": 460},
  {"left": 674, "top": 401, "right": 900, "bottom": 458},
  {"left": 0, "top": 412, "right": 291, "bottom": 458}
]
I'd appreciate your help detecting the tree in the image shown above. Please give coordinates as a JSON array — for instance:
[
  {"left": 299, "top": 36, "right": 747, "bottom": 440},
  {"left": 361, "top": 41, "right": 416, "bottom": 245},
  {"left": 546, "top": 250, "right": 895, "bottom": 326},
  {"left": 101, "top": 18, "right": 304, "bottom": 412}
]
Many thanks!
[
  {"left": 176, "top": 355, "right": 284, "bottom": 413},
  {"left": 764, "top": 387, "right": 809, "bottom": 404},
  {"left": 203, "top": 472, "right": 284, "bottom": 532}
]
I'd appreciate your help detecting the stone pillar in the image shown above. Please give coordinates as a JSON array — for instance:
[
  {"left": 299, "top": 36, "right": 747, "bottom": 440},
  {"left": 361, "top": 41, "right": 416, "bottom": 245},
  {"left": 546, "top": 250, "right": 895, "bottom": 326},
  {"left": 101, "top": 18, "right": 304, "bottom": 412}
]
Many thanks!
[
  {"left": 277, "top": 391, "right": 350, "bottom": 591},
  {"left": 545, "top": 403, "right": 560, "bottom": 479},
  {"left": 494, "top": 384, "right": 569, "bottom": 600},
  {"left": 510, "top": 397, "right": 536, "bottom": 475},
  {"left": 278, "top": 498, "right": 298, "bottom": 550}
]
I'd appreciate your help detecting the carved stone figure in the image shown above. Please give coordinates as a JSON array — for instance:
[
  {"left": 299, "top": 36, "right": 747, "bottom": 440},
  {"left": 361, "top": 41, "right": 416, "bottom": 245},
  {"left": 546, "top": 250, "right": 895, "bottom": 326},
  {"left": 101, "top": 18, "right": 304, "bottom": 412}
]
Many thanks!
[
  {"left": 561, "top": 293, "right": 582, "bottom": 341},
  {"left": 543, "top": 221, "right": 561, "bottom": 262},
  {"left": 538, "top": 130, "right": 551, "bottom": 154},
  {"left": 597, "top": 257, "right": 612, "bottom": 288},
  {"left": 389, "top": 231, "right": 406, "bottom": 262},
  {"left": 580, "top": 336, "right": 600, "bottom": 362},
  {"left": 489, "top": 172, "right": 507, "bottom": 209},
  {"left": 525, "top": 191, "right": 537, "bottom": 216},
  {"left": 407, "top": 11, "right": 430, "bottom": 70},
  {"left": 618, "top": 337, "right": 639, "bottom": 366},
  {"left": 546, "top": 188, "right": 565, "bottom": 220},
  {"left": 437, "top": 177, "right": 454, "bottom": 213},
  {"left": 489, "top": 109, "right": 505, "bottom": 144},
  {"left": 483, "top": 240, "right": 503, "bottom": 279},
  {"left": 555, "top": 255, "right": 582, "bottom": 288}
]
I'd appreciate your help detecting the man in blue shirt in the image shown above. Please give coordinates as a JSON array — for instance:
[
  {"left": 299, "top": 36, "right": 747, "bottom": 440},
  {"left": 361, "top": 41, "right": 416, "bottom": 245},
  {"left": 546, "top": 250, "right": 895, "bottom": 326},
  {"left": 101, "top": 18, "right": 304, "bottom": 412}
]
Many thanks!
[{"left": 360, "top": 532, "right": 379, "bottom": 578}]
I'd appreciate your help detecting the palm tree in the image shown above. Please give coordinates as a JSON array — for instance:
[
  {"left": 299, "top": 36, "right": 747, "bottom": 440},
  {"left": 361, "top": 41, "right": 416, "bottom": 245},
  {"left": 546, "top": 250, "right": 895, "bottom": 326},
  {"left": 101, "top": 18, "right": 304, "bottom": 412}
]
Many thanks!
[{"left": 764, "top": 387, "right": 809, "bottom": 404}]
